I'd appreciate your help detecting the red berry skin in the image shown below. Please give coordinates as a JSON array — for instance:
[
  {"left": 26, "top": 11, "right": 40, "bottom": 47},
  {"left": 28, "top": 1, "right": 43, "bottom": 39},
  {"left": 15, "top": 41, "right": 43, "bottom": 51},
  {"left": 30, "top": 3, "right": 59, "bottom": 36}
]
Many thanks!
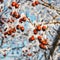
[
  {"left": 29, "top": 36, "right": 35, "bottom": 41},
  {"left": 32, "top": 2, "right": 36, "bottom": 6},
  {"left": 19, "top": 18, "right": 23, "bottom": 23},
  {"left": 11, "top": 2, "right": 16, "bottom": 6},
  {"left": 12, "top": 27, "right": 16, "bottom": 33},
  {"left": 27, "top": 53, "right": 32, "bottom": 56},
  {"left": 41, "top": 39, "right": 48, "bottom": 45},
  {"left": 38, "top": 36, "right": 42, "bottom": 42},
  {"left": 16, "top": 25, "right": 20, "bottom": 29},
  {"left": 39, "top": 44, "right": 46, "bottom": 49},
  {"left": 20, "top": 26, "right": 24, "bottom": 32},
  {"left": 42, "top": 26, "right": 47, "bottom": 31},
  {"left": 33, "top": 29, "right": 38, "bottom": 34},
  {"left": 7, "top": 30, "right": 12, "bottom": 35},
  {"left": 36, "top": 25, "right": 42, "bottom": 31},
  {"left": 15, "top": 14, "right": 20, "bottom": 19},
  {"left": 15, "top": 4, "right": 19, "bottom": 8},
  {"left": 35, "top": 1, "right": 40, "bottom": 5},
  {"left": 22, "top": 17, "right": 26, "bottom": 22}
]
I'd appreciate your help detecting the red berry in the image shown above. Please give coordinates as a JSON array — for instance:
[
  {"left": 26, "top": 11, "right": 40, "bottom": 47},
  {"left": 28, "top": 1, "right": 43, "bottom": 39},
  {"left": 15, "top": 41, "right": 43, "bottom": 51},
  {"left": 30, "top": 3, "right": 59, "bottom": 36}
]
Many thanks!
[
  {"left": 35, "top": 1, "right": 40, "bottom": 5},
  {"left": 41, "top": 39, "right": 48, "bottom": 45},
  {"left": 11, "top": 2, "right": 16, "bottom": 6},
  {"left": 12, "top": 28, "right": 16, "bottom": 33},
  {"left": 15, "top": 4, "right": 19, "bottom": 8},
  {"left": 32, "top": 2, "right": 36, "bottom": 6},
  {"left": 39, "top": 44, "right": 46, "bottom": 49},
  {"left": 16, "top": 25, "right": 20, "bottom": 29},
  {"left": 12, "top": 11, "right": 17, "bottom": 17},
  {"left": 22, "top": 17, "right": 26, "bottom": 22},
  {"left": 33, "top": 29, "right": 38, "bottom": 34},
  {"left": 38, "top": 36, "right": 42, "bottom": 42},
  {"left": 15, "top": 14, "right": 20, "bottom": 19},
  {"left": 20, "top": 26, "right": 24, "bottom": 32},
  {"left": 19, "top": 18, "right": 23, "bottom": 23},
  {"left": 36, "top": 25, "right": 41, "bottom": 31},
  {"left": 29, "top": 36, "right": 35, "bottom": 41},
  {"left": 42, "top": 26, "right": 47, "bottom": 31},
  {"left": 27, "top": 53, "right": 32, "bottom": 56},
  {"left": 7, "top": 30, "right": 12, "bottom": 35}
]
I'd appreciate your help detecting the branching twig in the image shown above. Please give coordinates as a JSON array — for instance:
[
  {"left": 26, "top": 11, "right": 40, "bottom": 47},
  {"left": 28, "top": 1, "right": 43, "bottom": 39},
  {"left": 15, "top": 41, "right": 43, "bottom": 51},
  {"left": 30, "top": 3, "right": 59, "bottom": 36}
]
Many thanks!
[{"left": 49, "top": 27, "right": 60, "bottom": 60}]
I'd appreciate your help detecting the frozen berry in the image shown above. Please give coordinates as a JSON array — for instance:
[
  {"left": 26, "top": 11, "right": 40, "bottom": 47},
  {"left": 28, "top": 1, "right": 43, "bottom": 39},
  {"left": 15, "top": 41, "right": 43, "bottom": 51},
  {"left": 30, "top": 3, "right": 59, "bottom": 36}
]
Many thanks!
[
  {"left": 33, "top": 29, "right": 38, "bottom": 34},
  {"left": 15, "top": 14, "right": 20, "bottom": 19},
  {"left": 19, "top": 18, "right": 23, "bottom": 23},
  {"left": 7, "top": 30, "right": 12, "bottom": 35},
  {"left": 32, "top": 2, "right": 36, "bottom": 6},
  {"left": 36, "top": 25, "right": 41, "bottom": 31},
  {"left": 38, "top": 36, "right": 42, "bottom": 42},
  {"left": 20, "top": 26, "right": 24, "bottom": 32},
  {"left": 39, "top": 44, "right": 46, "bottom": 49},
  {"left": 35, "top": 1, "right": 40, "bottom": 5},
  {"left": 29, "top": 36, "right": 35, "bottom": 41},
  {"left": 42, "top": 26, "right": 47, "bottom": 31},
  {"left": 41, "top": 39, "right": 48, "bottom": 45},
  {"left": 12, "top": 28, "right": 16, "bottom": 33},
  {"left": 15, "top": 4, "right": 19, "bottom": 8},
  {"left": 22, "top": 17, "right": 26, "bottom": 22},
  {"left": 11, "top": 2, "right": 16, "bottom": 6},
  {"left": 16, "top": 25, "right": 20, "bottom": 29},
  {"left": 27, "top": 53, "right": 32, "bottom": 56}
]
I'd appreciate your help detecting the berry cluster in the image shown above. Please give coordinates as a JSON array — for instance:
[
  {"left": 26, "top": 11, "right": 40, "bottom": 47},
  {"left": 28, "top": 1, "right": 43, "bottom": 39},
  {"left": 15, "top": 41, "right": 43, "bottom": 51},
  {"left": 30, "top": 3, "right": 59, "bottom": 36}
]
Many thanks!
[
  {"left": 33, "top": 25, "right": 47, "bottom": 34},
  {"left": 29, "top": 25, "right": 48, "bottom": 49},
  {"left": 10, "top": 11, "right": 20, "bottom": 19},
  {"left": 11, "top": 2, "right": 19, "bottom": 8},
  {"left": 32, "top": 1, "right": 40, "bottom": 6}
]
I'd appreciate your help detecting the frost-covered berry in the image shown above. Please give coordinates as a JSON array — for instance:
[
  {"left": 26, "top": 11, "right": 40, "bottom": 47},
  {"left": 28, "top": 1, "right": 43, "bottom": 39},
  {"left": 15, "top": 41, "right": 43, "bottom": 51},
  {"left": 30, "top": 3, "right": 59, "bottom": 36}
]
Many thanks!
[
  {"left": 42, "top": 26, "right": 47, "bottom": 31},
  {"left": 11, "top": 2, "right": 16, "bottom": 6},
  {"left": 29, "top": 35, "right": 35, "bottom": 41},
  {"left": 33, "top": 29, "right": 38, "bottom": 34},
  {"left": 36, "top": 25, "right": 42, "bottom": 31},
  {"left": 39, "top": 44, "right": 46, "bottom": 49}
]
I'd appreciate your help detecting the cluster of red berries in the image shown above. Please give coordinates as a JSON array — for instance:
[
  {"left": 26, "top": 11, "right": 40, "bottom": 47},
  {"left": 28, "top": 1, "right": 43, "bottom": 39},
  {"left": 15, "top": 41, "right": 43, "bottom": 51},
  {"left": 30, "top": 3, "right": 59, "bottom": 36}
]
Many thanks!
[
  {"left": 4, "top": 27, "right": 16, "bottom": 38},
  {"left": 32, "top": 1, "right": 40, "bottom": 6},
  {"left": 38, "top": 36, "right": 48, "bottom": 49},
  {"left": 29, "top": 35, "right": 48, "bottom": 49},
  {"left": 33, "top": 25, "right": 47, "bottom": 34},
  {"left": 16, "top": 24, "right": 24, "bottom": 32},
  {"left": 4, "top": 27, "right": 16, "bottom": 35},
  {"left": 29, "top": 25, "right": 48, "bottom": 49},
  {"left": 7, "top": 19, "right": 14, "bottom": 23},
  {"left": 11, "top": 2, "right": 19, "bottom": 8},
  {"left": 10, "top": 11, "right": 20, "bottom": 19},
  {"left": 4, "top": 24, "right": 24, "bottom": 38},
  {"left": 29, "top": 35, "right": 35, "bottom": 42},
  {"left": 19, "top": 17, "right": 27, "bottom": 23}
]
